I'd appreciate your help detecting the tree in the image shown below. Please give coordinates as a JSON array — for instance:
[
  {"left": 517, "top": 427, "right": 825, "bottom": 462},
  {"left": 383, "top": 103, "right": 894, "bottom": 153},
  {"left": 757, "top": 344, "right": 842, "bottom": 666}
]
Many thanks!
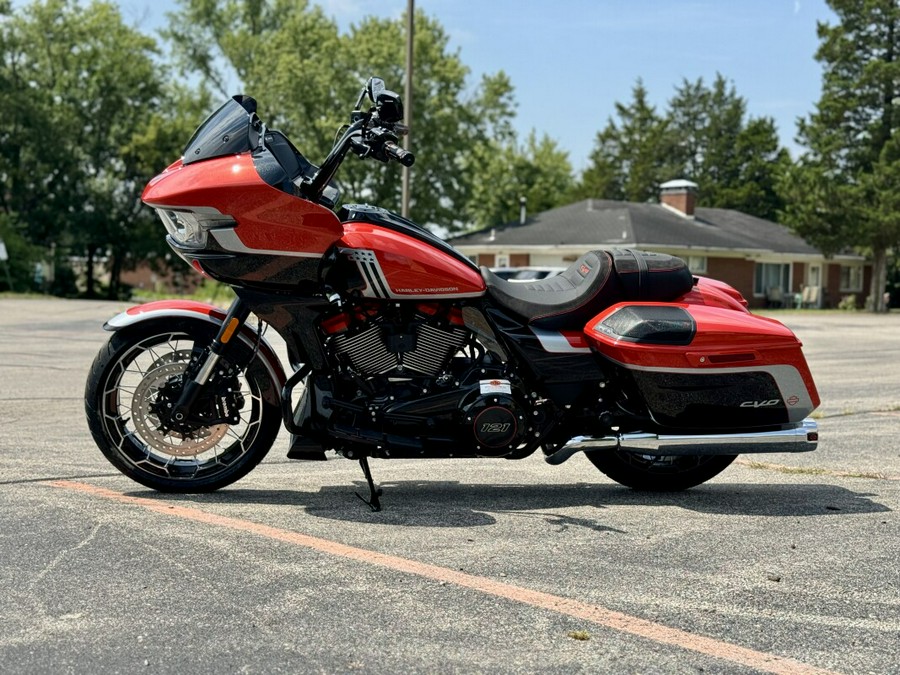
[
  {"left": 574, "top": 81, "right": 677, "bottom": 203},
  {"left": 668, "top": 75, "right": 790, "bottom": 221},
  {"left": 464, "top": 131, "right": 573, "bottom": 228},
  {"left": 574, "top": 76, "right": 790, "bottom": 220},
  {"left": 0, "top": 0, "right": 173, "bottom": 297},
  {"left": 781, "top": 0, "right": 900, "bottom": 312},
  {"left": 164, "top": 1, "right": 516, "bottom": 232}
]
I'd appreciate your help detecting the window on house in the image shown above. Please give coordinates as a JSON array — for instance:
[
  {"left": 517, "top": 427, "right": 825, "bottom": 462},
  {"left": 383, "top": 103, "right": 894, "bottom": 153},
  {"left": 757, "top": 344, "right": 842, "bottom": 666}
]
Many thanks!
[
  {"left": 839, "top": 265, "right": 863, "bottom": 292},
  {"left": 753, "top": 262, "right": 790, "bottom": 296},
  {"left": 686, "top": 255, "right": 707, "bottom": 274},
  {"left": 495, "top": 254, "right": 510, "bottom": 268}
]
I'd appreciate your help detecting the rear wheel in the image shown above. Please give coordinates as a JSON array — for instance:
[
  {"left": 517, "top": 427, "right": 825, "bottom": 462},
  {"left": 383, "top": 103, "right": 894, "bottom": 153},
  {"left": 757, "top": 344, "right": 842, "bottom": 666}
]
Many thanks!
[
  {"left": 586, "top": 450, "right": 736, "bottom": 491},
  {"left": 85, "top": 318, "right": 281, "bottom": 492}
]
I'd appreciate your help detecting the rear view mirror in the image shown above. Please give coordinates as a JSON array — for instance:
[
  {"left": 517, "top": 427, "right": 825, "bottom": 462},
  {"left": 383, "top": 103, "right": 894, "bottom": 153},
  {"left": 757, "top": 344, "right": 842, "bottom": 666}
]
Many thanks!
[{"left": 367, "top": 77, "right": 386, "bottom": 103}]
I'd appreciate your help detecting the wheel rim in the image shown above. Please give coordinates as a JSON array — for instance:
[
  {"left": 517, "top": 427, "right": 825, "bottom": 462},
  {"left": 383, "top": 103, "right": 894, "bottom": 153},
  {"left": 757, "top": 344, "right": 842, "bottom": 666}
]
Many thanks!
[
  {"left": 100, "top": 331, "right": 263, "bottom": 482},
  {"left": 618, "top": 452, "right": 715, "bottom": 474}
]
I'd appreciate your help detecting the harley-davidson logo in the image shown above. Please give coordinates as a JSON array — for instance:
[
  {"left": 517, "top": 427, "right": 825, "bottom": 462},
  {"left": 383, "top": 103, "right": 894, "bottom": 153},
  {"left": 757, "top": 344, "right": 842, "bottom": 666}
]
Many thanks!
[{"left": 395, "top": 286, "right": 460, "bottom": 293}]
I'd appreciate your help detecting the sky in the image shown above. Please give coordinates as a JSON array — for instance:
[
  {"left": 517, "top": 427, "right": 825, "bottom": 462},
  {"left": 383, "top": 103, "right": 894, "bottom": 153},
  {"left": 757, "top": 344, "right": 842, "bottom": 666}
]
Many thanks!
[{"left": 114, "top": 0, "right": 838, "bottom": 173}]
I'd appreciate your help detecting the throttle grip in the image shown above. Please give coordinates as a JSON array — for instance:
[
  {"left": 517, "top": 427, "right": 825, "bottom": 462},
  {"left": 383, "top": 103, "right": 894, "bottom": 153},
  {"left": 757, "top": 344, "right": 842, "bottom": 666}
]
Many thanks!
[{"left": 384, "top": 141, "right": 415, "bottom": 167}]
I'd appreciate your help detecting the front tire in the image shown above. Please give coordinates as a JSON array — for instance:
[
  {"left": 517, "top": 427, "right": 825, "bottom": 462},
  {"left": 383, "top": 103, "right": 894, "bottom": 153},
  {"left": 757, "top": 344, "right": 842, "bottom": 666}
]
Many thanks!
[
  {"left": 85, "top": 318, "right": 282, "bottom": 492},
  {"left": 586, "top": 451, "right": 736, "bottom": 491}
]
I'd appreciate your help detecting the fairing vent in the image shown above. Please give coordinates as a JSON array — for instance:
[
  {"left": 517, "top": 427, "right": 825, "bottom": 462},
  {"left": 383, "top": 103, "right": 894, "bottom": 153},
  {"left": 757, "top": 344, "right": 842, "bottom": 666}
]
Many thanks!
[{"left": 594, "top": 305, "right": 696, "bottom": 346}]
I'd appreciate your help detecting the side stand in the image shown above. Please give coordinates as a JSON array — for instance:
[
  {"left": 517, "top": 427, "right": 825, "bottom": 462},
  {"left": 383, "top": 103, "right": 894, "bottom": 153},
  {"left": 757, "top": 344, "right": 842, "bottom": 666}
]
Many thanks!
[{"left": 355, "top": 456, "right": 383, "bottom": 512}]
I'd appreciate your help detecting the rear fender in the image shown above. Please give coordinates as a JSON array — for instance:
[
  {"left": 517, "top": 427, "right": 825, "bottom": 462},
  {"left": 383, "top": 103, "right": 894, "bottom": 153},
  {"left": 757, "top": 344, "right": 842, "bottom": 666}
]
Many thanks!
[{"left": 104, "top": 300, "right": 287, "bottom": 391}]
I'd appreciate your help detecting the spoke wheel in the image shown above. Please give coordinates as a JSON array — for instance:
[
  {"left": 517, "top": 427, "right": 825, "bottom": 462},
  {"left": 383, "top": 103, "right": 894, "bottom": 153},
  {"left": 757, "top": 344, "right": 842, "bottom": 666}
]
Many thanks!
[
  {"left": 85, "top": 318, "right": 281, "bottom": 492},
  {"left": 586, "top": 450, "right": 736, "bottom": 491}
]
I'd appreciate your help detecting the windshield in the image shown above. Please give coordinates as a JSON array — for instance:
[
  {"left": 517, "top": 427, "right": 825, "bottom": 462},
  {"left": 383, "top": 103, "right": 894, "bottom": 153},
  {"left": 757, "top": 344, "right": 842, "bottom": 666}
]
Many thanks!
[{"left": 183, "top": 96, "right": 259, "bottom": 165}]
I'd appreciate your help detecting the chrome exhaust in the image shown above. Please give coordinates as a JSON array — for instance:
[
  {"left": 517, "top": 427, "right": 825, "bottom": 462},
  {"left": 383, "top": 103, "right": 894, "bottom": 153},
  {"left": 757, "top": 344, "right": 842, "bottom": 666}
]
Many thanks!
[{"left": 545, "top": 418, "right": 819, "bottom": 465}]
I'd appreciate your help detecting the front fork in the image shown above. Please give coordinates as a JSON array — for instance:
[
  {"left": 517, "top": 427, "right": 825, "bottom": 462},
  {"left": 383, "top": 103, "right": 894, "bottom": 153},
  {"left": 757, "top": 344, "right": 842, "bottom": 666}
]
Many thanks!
[{"left": 170, "top": 297, "right": 251, "bottom": 425}]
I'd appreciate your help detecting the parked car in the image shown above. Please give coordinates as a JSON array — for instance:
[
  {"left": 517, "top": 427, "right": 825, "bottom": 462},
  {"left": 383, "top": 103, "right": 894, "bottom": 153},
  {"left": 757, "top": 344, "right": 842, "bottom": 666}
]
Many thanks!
[{"left": 490, "top": 266, "right": 565, "bottom": 282}]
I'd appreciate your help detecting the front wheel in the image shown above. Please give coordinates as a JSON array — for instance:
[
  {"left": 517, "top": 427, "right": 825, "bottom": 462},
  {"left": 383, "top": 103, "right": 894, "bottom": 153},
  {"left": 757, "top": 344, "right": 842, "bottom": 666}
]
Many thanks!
[
  {"left": 85, "top": 318, "right": 282, "bottom": 492},
  {"left": 586, "top": 451, "right": 736, "bottom": 491}
]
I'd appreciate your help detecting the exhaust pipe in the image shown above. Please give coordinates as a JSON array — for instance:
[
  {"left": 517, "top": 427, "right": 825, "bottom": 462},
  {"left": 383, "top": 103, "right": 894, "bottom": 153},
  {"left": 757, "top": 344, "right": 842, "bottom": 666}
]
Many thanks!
[{"left": 545, "top": 418, "right": 818, "bottom": 465}]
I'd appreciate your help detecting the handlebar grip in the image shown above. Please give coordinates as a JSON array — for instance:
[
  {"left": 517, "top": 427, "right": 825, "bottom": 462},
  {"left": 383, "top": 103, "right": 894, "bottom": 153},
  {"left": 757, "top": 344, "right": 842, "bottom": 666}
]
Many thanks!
[{"left": 384, "top": 141, "right": 415, "bottom": 167}]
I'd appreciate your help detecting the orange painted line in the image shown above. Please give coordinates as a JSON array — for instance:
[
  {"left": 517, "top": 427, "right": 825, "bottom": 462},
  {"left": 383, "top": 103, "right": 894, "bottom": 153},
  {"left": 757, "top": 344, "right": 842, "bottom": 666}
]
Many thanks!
[{"left": 47, "top": 480, "right": 837, "bottom": 675}]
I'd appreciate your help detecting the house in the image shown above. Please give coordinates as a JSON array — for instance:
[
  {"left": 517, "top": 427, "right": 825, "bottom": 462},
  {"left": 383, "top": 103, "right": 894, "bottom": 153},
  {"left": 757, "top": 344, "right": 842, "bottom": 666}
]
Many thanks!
[{"left": 448, "top": 180, "right": 870, "bottom": 309}]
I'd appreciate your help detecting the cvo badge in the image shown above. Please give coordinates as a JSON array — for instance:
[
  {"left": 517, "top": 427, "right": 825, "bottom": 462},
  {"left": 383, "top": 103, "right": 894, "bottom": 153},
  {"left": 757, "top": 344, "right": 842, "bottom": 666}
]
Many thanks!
[{"left": 740, "top": 399, "right": 781, "bottom": 408}]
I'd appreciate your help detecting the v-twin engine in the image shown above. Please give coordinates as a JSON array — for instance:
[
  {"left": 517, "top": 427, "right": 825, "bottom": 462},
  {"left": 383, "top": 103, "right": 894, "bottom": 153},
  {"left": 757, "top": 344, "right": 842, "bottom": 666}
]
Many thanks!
[{"left": 323, "top": 303, "right": 469, "bottom": 377}]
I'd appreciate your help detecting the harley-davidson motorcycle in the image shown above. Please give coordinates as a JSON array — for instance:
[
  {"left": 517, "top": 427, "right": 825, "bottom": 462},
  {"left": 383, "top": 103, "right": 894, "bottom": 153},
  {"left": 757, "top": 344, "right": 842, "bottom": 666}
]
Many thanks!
[{"left": 85, "top": 78, "right": 820, "bottom": 510}]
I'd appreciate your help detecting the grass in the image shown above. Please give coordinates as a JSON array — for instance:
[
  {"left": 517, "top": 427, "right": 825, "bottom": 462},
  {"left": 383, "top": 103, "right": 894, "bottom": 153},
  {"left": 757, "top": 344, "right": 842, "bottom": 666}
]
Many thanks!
[
  {"left": 810, "top": 404, "right": 900, "bottom": 420},
  {"left": 737, "top": 460, "right": 890, "bottom": 480},
  {"left": 131, "top": 279, "right": 235, "bottom": 304}
]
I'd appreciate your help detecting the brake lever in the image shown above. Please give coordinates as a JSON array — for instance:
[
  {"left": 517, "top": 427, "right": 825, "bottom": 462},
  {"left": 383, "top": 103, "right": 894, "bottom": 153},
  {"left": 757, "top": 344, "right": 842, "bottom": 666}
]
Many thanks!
[{"left": 350, "top": 136, "right": 371, "bottom": 158}]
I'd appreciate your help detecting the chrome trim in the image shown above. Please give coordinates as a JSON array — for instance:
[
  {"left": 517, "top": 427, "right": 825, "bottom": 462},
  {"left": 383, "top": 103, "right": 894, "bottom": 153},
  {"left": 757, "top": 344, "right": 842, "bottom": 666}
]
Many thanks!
[{"left": 545, "top": 418, "right": 818, "bottom": 463}]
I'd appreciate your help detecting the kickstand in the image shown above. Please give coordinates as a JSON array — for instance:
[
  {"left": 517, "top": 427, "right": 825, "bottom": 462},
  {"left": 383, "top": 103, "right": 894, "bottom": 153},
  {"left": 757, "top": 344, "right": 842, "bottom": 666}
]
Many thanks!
[{"left": 355, "top": 456, "right": 383, "bottom": 512}]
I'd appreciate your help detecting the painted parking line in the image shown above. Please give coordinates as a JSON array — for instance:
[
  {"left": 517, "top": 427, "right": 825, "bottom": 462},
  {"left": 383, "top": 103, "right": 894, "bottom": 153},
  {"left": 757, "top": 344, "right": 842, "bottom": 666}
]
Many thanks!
[{"left": 48, "top": 480, "right": 837, "bottom": 675}]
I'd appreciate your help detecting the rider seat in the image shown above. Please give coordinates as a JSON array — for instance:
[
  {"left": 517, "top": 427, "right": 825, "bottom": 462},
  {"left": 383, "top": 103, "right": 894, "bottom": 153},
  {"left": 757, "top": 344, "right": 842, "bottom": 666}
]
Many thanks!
[{"left": 481, "top": 249, "right": 695, "bottom": 330}]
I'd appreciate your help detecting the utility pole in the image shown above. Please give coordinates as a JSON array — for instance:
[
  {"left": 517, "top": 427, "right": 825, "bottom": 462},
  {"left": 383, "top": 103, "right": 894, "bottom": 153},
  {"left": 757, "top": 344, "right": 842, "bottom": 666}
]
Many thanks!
[{"left": 401, "top": 0, "right": 414, "bottom": 219}]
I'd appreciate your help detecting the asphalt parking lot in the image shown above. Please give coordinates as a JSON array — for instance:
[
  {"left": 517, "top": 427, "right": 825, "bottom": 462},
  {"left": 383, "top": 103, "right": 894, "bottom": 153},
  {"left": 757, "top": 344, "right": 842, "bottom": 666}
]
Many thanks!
[{"left": 1, "top": 298, "right": 898, "bottom": 674}]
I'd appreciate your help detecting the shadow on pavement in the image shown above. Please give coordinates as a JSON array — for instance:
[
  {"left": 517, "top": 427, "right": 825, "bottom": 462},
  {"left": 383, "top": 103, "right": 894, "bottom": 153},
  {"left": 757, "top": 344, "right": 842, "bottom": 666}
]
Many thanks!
[{"left": 124, "top": 480, "right": 891, "bottom": 529}]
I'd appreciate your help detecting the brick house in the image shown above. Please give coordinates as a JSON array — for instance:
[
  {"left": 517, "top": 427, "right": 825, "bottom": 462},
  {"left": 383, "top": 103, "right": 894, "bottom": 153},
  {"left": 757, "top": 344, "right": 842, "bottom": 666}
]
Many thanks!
[{"left": 448, "top": 180, "right": 870, "bottom": 309}]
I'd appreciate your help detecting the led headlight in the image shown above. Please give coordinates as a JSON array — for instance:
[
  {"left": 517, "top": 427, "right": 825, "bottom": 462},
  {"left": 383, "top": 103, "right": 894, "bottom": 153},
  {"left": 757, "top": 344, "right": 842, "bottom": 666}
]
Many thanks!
[{"left": 155, "top": 207, "right": 235, "bottom": 248}]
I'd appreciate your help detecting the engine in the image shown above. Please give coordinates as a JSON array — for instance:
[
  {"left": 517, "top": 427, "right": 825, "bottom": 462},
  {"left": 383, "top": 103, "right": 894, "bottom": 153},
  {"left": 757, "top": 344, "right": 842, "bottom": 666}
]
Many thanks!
[
  {"left": 315, "top": 301, "right": 540, "bottom": 458},
  {"left": 321, "top": 301, "right": 469, "bottom": 377}
]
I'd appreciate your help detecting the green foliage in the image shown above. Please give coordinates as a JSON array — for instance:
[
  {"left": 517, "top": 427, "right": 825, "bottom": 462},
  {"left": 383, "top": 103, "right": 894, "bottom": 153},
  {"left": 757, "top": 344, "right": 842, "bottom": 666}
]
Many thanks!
[
  {"left": 6, "top": 0, "right": 893, "bottom": 302},
  {"left": 668, "top": 75, "right": 790, "bottom": 220},
  {"left": 573, "top": 80, "right": 677, "bottom": 204},
  {"left": 164, "top": 1, "right": 520, "bottom": 231},
  {"left": 0, "top": 0, "right": 189, "bottom": 298},
  {"left": 465, "top": 131, "right": 573, "bottom": 228},
  {"left": 0, "top": 214, "right": 42, "bottom": 292},
  {"left": 780, "top": 0, "right": 900, "bottom": 312},
  {"left": 572, "top": 75, "right": 789, "bottom": 219}
]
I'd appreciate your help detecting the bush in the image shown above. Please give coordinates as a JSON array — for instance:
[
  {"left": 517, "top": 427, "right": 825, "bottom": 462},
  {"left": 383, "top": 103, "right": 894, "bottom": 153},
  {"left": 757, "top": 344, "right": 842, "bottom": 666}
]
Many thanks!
[{"left": 838, "top": 294, "right": 858, "bottom": 311}]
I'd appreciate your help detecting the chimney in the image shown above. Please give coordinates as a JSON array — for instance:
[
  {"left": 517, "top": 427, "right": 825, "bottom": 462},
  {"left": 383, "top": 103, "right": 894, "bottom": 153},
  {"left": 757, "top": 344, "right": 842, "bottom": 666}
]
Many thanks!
[
  {"left": 659, "top": 179, "right": 698, "bottom": 217},
  {"left": 519, "top": 196, "right": 527, "bottom": 225}
]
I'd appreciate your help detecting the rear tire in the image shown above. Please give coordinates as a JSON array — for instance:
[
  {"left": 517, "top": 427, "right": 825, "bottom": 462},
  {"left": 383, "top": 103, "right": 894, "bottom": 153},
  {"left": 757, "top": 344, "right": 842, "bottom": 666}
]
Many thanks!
[
  {"left": 586, "top": 450, "right": 736, "bottom": 491},
  {"left": 85, "top": 318, "right": 281, "bottom": 492}
]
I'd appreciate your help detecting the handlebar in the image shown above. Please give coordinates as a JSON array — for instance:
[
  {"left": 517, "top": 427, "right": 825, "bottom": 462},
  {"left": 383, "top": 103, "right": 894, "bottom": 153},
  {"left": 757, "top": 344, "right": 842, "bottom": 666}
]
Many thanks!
[{"left": 384, "top": 141, "right": 415, "bottom": 167}]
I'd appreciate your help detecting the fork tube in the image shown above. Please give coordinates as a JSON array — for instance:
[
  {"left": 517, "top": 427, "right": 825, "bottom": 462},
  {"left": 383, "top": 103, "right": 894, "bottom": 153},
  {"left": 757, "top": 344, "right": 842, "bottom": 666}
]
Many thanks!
[{"left": 171, "top": 298, "right": 251, "bottom": 423}]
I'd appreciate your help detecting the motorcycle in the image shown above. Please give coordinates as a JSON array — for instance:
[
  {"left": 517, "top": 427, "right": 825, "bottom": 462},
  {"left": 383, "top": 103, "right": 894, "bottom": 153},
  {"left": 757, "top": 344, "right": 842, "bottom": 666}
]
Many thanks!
[{"left": 85, "top": 77, "right": 820, "bottom": 510}]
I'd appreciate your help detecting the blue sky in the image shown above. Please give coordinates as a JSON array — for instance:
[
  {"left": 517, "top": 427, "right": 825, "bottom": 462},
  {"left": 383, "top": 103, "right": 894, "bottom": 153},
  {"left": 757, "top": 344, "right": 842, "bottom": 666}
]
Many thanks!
[{"left": 117, "top": 0, "right": 836, "bottom": 172}]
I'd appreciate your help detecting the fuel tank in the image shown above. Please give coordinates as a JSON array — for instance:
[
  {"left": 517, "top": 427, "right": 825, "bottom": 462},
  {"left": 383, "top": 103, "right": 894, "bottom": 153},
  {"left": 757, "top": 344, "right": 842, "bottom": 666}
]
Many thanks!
[
  {"left": 586, "top": 301, "right": 820, "bottom": 431},
  {"left": 334, "top": 205, "right": 486, "bottom": 300}
]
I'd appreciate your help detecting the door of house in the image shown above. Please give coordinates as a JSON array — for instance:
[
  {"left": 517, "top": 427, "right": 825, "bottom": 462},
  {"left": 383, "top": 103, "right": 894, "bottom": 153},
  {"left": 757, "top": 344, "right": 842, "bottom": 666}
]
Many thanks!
[{"left": 807, "top": 263, "right": 822, "bottom": 288}]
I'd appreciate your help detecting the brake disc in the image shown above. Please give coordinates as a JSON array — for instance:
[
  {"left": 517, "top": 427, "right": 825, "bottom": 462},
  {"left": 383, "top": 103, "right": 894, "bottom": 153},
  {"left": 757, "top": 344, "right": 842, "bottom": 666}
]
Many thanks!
[{"left": 131, "top": 357, "right": 229, "bottom": 458}]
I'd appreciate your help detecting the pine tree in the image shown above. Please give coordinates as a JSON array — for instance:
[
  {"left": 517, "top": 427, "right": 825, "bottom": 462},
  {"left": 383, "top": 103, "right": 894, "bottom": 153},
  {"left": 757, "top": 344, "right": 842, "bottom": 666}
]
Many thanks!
[{"left": 781, "top": 0, "right": 900, "bottom": 312}]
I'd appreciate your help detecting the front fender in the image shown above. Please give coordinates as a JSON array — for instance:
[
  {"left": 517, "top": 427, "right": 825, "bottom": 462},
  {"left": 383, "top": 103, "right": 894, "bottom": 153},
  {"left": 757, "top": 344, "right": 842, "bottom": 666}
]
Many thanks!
[{"left": 105, "top": 300, "right": 287, "bottom": 390}]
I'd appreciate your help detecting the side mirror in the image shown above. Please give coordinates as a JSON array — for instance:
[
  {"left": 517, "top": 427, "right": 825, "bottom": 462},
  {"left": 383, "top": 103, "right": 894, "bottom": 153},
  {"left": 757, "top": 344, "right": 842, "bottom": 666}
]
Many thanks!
[{"left": 367, "top": 77, "right": 386, "bottom": 103}]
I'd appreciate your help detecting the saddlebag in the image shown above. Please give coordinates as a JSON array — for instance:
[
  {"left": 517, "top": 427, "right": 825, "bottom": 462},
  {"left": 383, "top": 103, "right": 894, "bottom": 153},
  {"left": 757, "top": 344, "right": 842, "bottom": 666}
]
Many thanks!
[{"left": 585, "top": 302, "right": 820, "bottom": 431}]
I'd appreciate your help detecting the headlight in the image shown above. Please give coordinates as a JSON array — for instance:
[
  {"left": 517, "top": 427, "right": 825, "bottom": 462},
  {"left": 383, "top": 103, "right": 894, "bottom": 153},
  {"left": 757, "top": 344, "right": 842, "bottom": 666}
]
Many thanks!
[{"left": 156, "top": 208, "right": 235, "bottom": 248}]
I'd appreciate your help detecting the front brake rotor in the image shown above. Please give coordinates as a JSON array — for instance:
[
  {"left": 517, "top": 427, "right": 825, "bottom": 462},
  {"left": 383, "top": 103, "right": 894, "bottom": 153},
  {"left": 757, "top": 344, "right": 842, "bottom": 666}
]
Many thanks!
[{"left": 131, "top": 360, "right": 229, "bottom": 457}]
